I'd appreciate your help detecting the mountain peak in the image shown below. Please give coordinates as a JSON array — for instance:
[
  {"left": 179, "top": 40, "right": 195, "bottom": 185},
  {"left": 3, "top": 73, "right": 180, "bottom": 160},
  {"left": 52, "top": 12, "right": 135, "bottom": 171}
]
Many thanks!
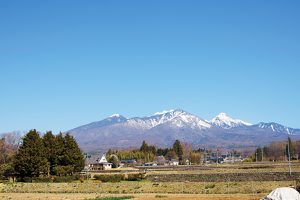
[
  {"left": 109, "top": 114, "right": 125, "bottom": 118},
  {"left": 153, "top": 109, "right": 185, "bottom": 116},
  {"left": 216, "top": 112, "right": 229, "bottom": 118},
  {"left": 154, "top": 109, "right": 176, "bottom": 116},
  {"left": 211, "top": 112, "right": 251, "bottom": 128}
]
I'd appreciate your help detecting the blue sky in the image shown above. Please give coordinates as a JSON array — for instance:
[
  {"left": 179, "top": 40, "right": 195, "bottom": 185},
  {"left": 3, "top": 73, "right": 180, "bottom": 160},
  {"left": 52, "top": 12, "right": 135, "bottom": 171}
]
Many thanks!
[{"left": 0, "top": 1, "right": 299, "bottom": 133}]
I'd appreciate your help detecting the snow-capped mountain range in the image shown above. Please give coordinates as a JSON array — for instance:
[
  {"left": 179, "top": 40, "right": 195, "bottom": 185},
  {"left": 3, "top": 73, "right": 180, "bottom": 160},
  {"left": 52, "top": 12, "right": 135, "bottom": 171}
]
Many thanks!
[{"left": 69, "top": 109, "right": 300, "bottom": 152}]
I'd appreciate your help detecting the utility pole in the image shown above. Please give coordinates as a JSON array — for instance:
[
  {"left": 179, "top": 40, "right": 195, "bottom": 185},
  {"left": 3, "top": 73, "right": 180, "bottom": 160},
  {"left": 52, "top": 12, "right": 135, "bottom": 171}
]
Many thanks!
[
  {"left": 261, "top": 147, "right": 263, "bottom": 162},
  {"left": 216, "top": 149, "right": 219, "bottom": 165},
  {"left": 255, "top": 151, "right": 258, "bottom": 162},
  {"left": 287, "top": 138, "right": 292, "bottom": 176}
]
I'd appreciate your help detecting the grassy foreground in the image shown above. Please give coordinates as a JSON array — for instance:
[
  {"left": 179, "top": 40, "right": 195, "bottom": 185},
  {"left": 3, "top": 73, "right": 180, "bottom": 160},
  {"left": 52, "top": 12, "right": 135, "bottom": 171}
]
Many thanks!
[
  {"left": 0, "top": 180, "right": 295, "bottom": 194},
  {"left": 0, "top": 193, "right": 263, "bottom": 200},
  {"left": 1, "top": 162, "right": 299, "bottom": 199}
]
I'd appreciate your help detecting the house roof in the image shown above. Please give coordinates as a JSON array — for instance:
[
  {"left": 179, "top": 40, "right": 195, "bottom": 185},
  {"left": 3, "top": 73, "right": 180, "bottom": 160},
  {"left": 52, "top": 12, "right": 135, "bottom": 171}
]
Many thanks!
[{"left": 98, "top": 154, "right": 108, "bottom": 163}]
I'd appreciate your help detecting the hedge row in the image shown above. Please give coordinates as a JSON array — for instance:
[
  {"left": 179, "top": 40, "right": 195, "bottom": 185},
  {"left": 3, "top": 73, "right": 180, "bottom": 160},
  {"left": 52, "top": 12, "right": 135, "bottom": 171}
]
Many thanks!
[
  {"left": 93, "top": 173, "right": 146, "bottom": 182},
  {"left": 17, "top": 174, "right": 81, "bottom": 183}
]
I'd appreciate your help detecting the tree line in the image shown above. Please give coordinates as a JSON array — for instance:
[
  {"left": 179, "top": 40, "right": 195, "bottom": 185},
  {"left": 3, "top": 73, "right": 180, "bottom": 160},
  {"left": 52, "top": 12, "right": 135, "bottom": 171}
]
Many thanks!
[
  {"left": 253, "top": 137, "right": 300, "bottom": 161},
  {"left": 0, "top": 130, "right": 84, "bottom": 180},
  {"left": 106, "top": 139, "right": 204, "bottom": 166}
]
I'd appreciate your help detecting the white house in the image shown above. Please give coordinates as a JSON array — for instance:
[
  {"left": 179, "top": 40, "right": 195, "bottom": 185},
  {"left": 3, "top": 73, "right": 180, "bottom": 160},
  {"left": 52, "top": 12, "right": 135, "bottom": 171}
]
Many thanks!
[
  {"left": 89, "top": 154, "right": 112, "bottom": 171},
  {"left": 169, "top": 159, "right": 179, "bottom": 166}
]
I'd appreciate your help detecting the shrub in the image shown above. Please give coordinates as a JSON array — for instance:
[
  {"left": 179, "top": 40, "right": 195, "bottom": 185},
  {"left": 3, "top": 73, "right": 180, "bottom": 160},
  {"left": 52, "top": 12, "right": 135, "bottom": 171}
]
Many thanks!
[
  {"left": 0, "top": 164, "right": 15, "bottom": 180},
  {"left": 155, "top": 195, "right": 168, "bottom": 198},
  {"left": 16, "top": 174, "right": 81, "bottom": 183},
  {"left": 53, "top": 165, "right": 75, "bottom": 176},
  {"left": 32, "top": 177, "right": 53, "bottom": 182},
  {"left": 127, "top": 173, "right": 146, "bottom": 181},
  {"left": 87, "top": 197, "right": 134, "bottom": 200},
  {"left": 204, "top": 184, "right": 216, "bottom": 189},
  {"left": 243, "top": 157, "right": 253, "bottom": 162},
  {"left": 17, "top": 177, "right": 33, "bottom": 182},
  {"left": 53, "top": 174, "right": 80, "bottom": 182},
  {"left": 93, "top": 174, "right": 125, "bottom": 182}
]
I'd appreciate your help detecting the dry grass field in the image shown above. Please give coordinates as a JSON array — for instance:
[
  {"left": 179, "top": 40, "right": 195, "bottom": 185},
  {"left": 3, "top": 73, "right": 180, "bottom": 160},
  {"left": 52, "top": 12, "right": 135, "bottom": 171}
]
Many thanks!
[
  {"left": 144, "top": 162, "right": 300, "bottom": 175},
  {"left": 1, "top": 162, "right": 299, "bottom": 200},
  {"left": 0, "top": 193, "right": 263, "bottom": 200},
  {"left": 0, "top": 181, "right": 295, "bottom": 194}
]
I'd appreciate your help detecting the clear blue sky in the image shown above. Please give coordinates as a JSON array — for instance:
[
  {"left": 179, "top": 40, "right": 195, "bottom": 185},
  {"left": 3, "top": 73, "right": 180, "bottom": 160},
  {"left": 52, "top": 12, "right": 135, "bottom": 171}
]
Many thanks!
[{"left": 0, "top": 1, "right": 299, "bottom": 133}]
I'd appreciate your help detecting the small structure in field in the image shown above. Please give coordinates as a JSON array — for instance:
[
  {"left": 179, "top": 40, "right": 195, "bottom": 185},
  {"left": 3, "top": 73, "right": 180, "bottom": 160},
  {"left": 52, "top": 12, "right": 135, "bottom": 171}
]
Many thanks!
[
  {"left": 156, "top": 156, "right": 168, "bottom": 165},
  {"left": 89, "top": 154, "right": 112, "bottom": 171},
  {"left": 223, "top": 155, "right": 243, "bottom": 163},
  {"left": 120, "top": 159, "right": 137, "bottom": 167},
  {"left": 144, "top": 162, "right": 158, "bottom": 167},
  {"left": 169, "top": 159, "right": 179, "bottom": 166}
]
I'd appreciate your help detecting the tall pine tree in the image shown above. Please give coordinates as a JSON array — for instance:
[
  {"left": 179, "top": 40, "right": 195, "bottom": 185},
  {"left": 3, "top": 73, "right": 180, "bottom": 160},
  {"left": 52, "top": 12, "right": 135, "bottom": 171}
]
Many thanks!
[
  {"left": 43, "top": 131, "right": 59, "bottom": 175},
  {"left": 62, "top": 133, "right": 85, "bottom": 173},
  {"left": 140, "top": 141, "right": 149, "bottom": 152},
  {"left": 14, "top": 130, "right": 49, "bottom": 178},
  {"left": 173, "top": 140, "right": 183, "bottom": 164}
]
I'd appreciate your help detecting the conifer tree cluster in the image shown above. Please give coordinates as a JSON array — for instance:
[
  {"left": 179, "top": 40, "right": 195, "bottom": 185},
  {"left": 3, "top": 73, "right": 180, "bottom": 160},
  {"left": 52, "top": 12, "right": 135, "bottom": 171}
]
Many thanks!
[{"left": 14, "top": 130, "right": 84, "bottom": 178}]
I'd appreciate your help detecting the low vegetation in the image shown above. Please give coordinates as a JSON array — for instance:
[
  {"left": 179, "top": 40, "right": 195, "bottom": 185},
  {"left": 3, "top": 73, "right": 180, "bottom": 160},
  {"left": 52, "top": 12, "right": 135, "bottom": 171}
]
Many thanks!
[
  {"left": 93, "top": 173, "right": 146, "bottom": 182},
  {"left": 86, "top": 196, "right": 134, "bottom": 200},
  {"left": 0, "top": 180, "right": 296, "bottom": 194}
]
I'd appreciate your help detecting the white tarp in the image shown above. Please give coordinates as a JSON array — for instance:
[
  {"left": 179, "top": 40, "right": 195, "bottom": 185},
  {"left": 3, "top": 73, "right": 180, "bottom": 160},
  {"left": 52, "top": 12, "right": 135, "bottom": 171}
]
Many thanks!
[{"left": 262, "top": 187, "right": 300, "bottom": 200}]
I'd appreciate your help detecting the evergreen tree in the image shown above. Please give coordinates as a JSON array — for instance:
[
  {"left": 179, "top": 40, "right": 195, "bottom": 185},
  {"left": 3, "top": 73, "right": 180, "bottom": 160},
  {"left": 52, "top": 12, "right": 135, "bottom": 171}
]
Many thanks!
[
  {"left": 43, "top": 131, "right": 58, "bottom": 175},
  {"left": 61, "top": 133, "right": 85, "bottom": 173},
  {"left": 140, "top": 140, "right": 149, "bottom": 152},
  {"left": 55, "top": 132, "right": 65, "bottom": 166},
  {"left": 157, "top": 148, "right": 169, "bottom": 156},
  {"left": 14, "top": 130, "right": 49, "bottom": 178},
  {"left": 173, "top": 140, "right": 183, "bottom": 163}
]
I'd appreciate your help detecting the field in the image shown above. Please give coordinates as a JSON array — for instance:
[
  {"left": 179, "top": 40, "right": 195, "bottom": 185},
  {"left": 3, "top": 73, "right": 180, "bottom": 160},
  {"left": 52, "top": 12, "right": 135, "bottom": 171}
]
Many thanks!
[
  {"left": 1, "top": 162, "right": 300, "bottom": 200},
  {"left": 0, "top": 193, "right": 263, "bottom": 200}
]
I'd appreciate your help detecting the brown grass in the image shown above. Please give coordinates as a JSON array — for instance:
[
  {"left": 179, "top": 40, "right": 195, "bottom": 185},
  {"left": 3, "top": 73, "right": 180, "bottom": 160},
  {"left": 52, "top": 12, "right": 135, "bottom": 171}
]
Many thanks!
[
  {"left": 146, "top": 162, "right": 300, "bottom": 175},
  {"left": 0, "top": 180, "right": 295, "bottom": 194},
  {"left": 0, "top": 193, "right": 263, "bottom": 200},
  {"left": 1, "top": 162, "right": 299, "bottom": 200}
]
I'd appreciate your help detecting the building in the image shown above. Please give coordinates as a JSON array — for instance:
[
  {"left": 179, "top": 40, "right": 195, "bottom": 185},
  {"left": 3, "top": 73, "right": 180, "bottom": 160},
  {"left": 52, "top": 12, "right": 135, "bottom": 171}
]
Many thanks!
[
  {"left": 144, "top": 162, "right": 158, "bottom": 167},
  {"left": 223, "top": 155, "right": 243, "bottom": 163},
  {"left": 89, "top": 154, "right": 112, "bottom": 171},
  {"left": 156, "top": 156, "right": 168, "bottom": 165},
  {"left": 169, "top": 159, "right": 179, "bottom": 166},
  {"left": 120, "top": 159, "right": 137, "bottom": 167}
]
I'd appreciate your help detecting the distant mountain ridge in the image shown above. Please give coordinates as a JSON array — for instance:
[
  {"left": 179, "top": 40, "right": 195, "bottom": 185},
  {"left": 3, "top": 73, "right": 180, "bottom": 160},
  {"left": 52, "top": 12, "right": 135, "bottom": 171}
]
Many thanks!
[{"left": 68, "top": 109, "right": 300, "bottom": 152}]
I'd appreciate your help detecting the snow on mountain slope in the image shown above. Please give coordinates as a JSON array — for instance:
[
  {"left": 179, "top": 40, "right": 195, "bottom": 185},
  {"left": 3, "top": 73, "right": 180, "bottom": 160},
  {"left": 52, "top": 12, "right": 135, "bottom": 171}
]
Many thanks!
[
  {"left": 124, "top": 109, "right": 211, "bottom": 130},
  {"left": 165, "top": 110, "right": 211, "bottom": 129},
  {"left": 210, "top": 112, "right": 252, "bottom": 129},
  {"left": 254, "top": 122, "right": 298, "bottom": 135},
  {"left": 68, "top": 109, "right": 300, "bottom": 152},
  {"left": 69, "top": 114, "right": 127, "bottom": 132}
]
